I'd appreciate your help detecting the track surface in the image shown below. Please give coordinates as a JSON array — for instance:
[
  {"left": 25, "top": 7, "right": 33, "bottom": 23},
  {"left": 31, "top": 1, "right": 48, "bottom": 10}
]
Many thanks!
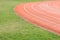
[{"left": 15, "top": 1, "right": 60, "bottom": 35}]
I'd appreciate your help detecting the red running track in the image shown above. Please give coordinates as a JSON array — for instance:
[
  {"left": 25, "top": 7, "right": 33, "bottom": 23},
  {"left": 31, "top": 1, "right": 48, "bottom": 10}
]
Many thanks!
[{"left": 15, "top": 1, "right": 60, "bottom": 35}]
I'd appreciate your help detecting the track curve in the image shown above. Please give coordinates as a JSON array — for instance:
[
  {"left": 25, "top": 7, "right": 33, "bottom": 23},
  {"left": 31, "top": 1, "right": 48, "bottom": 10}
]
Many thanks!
[{"left": 15, "top": 1, "right": 60, "bottom": 35}]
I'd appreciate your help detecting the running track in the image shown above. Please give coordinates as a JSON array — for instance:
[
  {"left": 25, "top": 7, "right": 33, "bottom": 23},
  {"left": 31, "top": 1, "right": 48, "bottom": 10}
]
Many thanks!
[{"left": 15, "top": 1, "right": 60, "bottom": 35}]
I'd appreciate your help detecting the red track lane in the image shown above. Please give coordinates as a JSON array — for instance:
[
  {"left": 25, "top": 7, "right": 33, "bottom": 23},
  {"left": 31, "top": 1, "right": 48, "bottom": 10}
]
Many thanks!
[{"left": 15, "top": 1, "right": 60, "bottom": 35}]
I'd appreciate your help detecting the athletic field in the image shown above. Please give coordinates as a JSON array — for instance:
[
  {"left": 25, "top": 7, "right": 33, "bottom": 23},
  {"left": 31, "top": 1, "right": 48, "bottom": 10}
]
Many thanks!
[{"left": 0, "top": 0, "right": 60, "bottom": 40}]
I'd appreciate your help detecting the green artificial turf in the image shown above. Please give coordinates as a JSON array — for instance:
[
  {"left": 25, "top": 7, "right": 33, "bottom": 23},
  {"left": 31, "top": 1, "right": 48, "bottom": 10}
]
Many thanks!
[{"left": 0, "top": 0, "right": 60, "bottom": 40}]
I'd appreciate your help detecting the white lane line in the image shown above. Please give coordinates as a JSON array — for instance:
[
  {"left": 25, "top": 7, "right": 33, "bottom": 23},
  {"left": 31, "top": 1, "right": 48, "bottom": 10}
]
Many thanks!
[
  {"left": 31, "top": 3, "right": 60, "bottom": 16},
  {"left": 31, "top": 3, "right": 60, "bottom": 23},
  {"left": 23, "top": 4, "right": 60, "bottom": 28}
]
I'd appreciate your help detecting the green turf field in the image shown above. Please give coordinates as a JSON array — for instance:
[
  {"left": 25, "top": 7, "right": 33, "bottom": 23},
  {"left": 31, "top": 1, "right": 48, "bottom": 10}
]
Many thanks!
[{"left": 0, "top": 0, "right": 60, "bottom": 40}]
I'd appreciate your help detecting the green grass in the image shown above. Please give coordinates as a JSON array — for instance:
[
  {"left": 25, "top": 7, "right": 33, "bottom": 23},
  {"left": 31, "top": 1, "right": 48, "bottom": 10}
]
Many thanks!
[{"left": 0, "top": 0, "right": 60, "bottom": 40}]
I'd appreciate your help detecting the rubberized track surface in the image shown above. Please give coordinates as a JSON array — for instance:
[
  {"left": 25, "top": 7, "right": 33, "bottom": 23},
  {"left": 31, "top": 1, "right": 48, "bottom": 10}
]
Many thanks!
[{"left": 15, "top": 1, "right": 60, "bottom": 35}]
